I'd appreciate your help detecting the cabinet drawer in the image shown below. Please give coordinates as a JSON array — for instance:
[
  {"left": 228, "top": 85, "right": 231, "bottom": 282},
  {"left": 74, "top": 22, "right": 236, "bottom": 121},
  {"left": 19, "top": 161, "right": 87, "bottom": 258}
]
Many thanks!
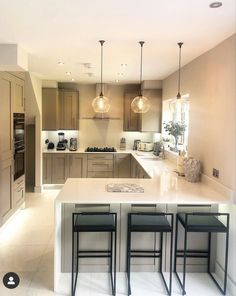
[
  {"left": 87, "top": 154, "right": 113, "bottom": 160},
  {"left": 14, "top": 175, "right": 25, "bottom": 189},
  {"left": 88, "top": 159, "right": 113, "bottom": 172},
  {"left": 87, "top": 171, "right": 113, "bottom": 178},
  {"left": 14, "top": 185, "right": 24, "bottom": 205}
]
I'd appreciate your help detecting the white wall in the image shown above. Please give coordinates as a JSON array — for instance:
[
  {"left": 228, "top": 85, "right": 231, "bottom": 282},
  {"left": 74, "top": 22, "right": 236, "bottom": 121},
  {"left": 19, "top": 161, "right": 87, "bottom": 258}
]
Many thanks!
[{"left": 162, "top": 34, "right": 236, "bottom": 196}]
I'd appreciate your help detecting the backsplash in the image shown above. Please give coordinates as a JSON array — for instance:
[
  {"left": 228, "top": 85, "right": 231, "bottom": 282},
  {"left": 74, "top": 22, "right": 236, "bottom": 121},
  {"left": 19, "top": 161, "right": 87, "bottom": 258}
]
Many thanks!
[{"left": 42, "top": 126, "right": 157, "bottom": 150}]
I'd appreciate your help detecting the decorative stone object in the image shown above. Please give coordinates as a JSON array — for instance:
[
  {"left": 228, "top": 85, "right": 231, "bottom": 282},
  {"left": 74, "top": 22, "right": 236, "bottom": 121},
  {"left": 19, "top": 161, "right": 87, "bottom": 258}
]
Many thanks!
[
  {"left": 184, "top": 157, "right": 201, "bottom": 182},
  {"left": 107, "top": 183, "right": 144, "bottom": 193}
]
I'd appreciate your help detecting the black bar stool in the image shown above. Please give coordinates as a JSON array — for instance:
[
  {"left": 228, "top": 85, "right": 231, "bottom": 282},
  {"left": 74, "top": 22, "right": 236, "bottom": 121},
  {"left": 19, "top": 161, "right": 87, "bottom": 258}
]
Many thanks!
[
  {"left": 174, "top": 212, "right": 229, "bottom": 295},
  {"left": 126, "top": 212, "right": 174, "bottom": 295},
  {"left": 71, "top": 212, "right": 117, "bottom": 296}
]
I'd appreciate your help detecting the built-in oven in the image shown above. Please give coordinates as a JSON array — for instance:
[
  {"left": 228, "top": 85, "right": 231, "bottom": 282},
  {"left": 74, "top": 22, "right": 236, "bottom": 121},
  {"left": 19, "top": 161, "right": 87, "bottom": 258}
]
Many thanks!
[{"left": 14, "top": 113, "right": 25, "bottom": 181}]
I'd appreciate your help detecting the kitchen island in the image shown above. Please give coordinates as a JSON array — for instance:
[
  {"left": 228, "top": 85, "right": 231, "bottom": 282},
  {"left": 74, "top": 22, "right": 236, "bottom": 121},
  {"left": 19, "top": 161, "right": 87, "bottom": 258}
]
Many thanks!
[{"left": 54, "top": 152, "right": 232, "bottom": 294}]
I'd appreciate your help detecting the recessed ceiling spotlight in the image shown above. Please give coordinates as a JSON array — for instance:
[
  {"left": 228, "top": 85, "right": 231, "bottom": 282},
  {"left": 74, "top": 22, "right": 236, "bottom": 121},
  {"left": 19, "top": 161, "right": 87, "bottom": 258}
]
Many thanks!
[
  {"left": 115, "top": 79, "right": 119, "bottom": 83},
  {"left": 66, "top": 71, "right": 71, "bottom": 75},
  {"left": 71, "top": 78, "right": 75, "bottom": 82},
  {"left": 117, "top": 73, "right": 124, "bottom": 76},
  {"left": 209, "top": 2, "right": 222, "bottom": 8},
  {"left": 121, "top": 63, "right": 127, "bottom": 67},
  {"left": 58, "top": 61, "right": 64, "bottom": 66}
]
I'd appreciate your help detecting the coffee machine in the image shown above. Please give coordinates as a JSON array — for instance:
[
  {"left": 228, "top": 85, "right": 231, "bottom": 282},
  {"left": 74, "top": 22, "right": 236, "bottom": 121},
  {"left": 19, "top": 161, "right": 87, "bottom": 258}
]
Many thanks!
[{"left": 69, "top": 138, "right": 78, "bottom": 151}]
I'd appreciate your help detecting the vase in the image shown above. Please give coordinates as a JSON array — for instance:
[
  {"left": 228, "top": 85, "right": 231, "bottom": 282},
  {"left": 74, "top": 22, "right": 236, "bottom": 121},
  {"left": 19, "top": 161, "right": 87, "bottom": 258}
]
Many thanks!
[{"left": 184, "top": 157, "right": 201, "bottom": 182}]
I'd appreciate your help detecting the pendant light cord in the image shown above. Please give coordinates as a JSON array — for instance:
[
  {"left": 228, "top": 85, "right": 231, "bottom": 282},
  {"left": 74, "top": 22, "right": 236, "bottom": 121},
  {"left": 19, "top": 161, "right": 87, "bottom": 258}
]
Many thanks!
[
  {"left": 177, "top": 42, "right": 183, "bottom": 99},
  {"left": 99, "top": 40, "right": 105, "bottom": 96},
  {"left": 139, "top": 41, "right": 144, "bottom": 96}
]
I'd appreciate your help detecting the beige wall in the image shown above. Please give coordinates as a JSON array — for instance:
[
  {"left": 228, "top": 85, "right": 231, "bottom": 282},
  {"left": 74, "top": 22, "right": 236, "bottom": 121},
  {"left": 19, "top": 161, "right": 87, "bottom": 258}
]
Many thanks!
[{"left": 162, "top": 34, "right": 236, "bottom": 193}]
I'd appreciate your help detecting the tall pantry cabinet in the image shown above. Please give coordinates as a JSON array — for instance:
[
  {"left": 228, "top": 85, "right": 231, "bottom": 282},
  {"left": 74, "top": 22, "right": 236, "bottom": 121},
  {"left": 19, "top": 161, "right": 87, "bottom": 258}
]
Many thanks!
[{"left": 0, "top": 72, "right": 25, "bottom": 226}]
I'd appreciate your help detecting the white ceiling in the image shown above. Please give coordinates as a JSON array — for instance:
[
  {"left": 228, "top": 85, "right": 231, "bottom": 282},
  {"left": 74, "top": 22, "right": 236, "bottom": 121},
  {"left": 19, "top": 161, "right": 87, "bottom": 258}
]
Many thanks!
[{"left": 0, "top": 0, "right": 235, "bottom": 83}]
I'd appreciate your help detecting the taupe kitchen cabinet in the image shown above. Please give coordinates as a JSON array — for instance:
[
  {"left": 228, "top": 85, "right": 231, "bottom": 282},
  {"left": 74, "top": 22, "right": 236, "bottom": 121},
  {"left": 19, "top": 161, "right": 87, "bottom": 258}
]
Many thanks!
[
  {"left": 12, "top": 78, "right": 25, "bottom": 113},
  {"left": 68, "top": 154, "right": 87, "bottom": 178},
  {"left": 42, "top": 88, "right": 59, "bottom": 130},
  {"left": 0, "top": 73, "right": 13, "bottom": 161},
  {"left": 0, "top": 158, "right": 13, "bottom": 225},
  {"left": 43, "top": 153, "right": 52, "bottom": 184},
  {"left": 114, "top": 153, "right": 131, "bottom": 178},
  {"left": 52, "top": 154, "right": 68, "bottom": 184},
  {"left": 13, "top": 175, "right": 25, "bottom": 208},
  {"left": 123, "top": 90, "right": 162, "bottom": 132},
  {"left": 131, "top": 155, "right": 149, "bottom": 179},
  {"left": 43, "top": 153, "right": 87, "bottom": 184},
  {"left": 87, "top": 154, "right": 114, "bottom": 178},
  {"left": 59, "top": 90, "right": 79, "bottom": 130},
  {"left": 123, "top": 92, "right": 141, "bottom": 131}
]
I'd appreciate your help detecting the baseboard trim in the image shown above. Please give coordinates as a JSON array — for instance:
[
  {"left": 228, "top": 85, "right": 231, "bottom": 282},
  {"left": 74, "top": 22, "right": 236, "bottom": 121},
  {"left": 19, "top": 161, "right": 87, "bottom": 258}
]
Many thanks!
[
  {"left": 34, "top": 185, "right": 42, "bottom": 193},
  {"left": 201, "top": 174, "right": 235, "bottom": 203}
]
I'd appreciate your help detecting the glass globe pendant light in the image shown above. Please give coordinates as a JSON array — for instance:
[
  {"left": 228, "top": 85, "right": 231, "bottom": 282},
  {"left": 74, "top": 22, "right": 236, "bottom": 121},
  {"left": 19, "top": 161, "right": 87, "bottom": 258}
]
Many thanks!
[
  {"left": 169, "top": 42, "right": 187, "bottom": 115},
  {"left": 92, "top": 40, "right": 110, "bottom": 113},
  {"left": 131, "top": 41, "right": 150, "bottom": 113}
]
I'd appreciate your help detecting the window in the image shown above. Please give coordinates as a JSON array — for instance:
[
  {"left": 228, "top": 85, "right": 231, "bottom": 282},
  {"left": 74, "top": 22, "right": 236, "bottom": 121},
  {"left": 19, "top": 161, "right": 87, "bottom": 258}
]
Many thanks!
[{"left": 162, "top": 94, "right": 190, "bottom": 151}]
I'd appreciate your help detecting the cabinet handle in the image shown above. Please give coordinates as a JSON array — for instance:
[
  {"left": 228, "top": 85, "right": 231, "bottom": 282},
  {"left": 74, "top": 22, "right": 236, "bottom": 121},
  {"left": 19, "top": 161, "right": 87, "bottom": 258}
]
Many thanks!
[
  {"left": 73, "top": 118, "right": 76, "bottom": 129},
  {"left": 127, "top": 119, "right": 129, "bottom": 130}
]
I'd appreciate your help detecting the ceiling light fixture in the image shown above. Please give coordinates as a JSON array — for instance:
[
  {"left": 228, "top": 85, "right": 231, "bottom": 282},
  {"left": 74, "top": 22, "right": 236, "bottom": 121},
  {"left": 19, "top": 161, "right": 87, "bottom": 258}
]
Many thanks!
[
  {"left": 121, "top": 63, "right": 127, "bottom": 67},
  {"left": 92, "top": 40, "right": 110, "bottom": 113},
  {"left": 115, "top": 79, "right": 119, "bottom": 83},
  {"left": 71, "top": 78, "right": 75, "bottom": 82},
  {"left": 58, "top": 61, "right": 64, "bottom": 66},
  {"left": 209, "top": 2, "right": 222, "bottom": 8},
  {"left": 117, "top": 72, "right": 124, "bottom": 76},
  {"left": 131, "top": 41, "right": 150, "bottom": 114},
  {"left": 66, "top": 71, "right": 71, "bottom": 75}
]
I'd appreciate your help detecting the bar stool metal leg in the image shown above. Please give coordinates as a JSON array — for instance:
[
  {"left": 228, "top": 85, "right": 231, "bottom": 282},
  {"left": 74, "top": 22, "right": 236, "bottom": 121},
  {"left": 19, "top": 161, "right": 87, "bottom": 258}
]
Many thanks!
[
  {"left": 207, "top": 232, "right": 211, "bottom": 273},
  {"left": 127, "top": 215, "right": 131, "bottom": 295},
  {"left": 71, "top": 215, "right": 75, "bottom": 296},
  {"left": 174, "top": 214, "right": 178, "bottom": 273},
  {"left": 182, "top": 227, "right": 187, "bottom": 295},
  {"left": 114, "top": 215, "right": 117, "bottom": 296}
]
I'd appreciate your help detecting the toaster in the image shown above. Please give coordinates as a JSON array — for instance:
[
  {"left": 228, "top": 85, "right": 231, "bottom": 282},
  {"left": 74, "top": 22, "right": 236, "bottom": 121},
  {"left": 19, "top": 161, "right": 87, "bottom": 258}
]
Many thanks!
[{"left": 137, "top": 142, "right": 153, "bottom": 152}]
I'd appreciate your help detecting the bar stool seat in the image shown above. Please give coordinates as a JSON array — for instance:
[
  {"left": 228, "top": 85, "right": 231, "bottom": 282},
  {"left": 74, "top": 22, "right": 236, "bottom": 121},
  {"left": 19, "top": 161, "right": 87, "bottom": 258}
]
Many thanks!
[
  {"left": 74, "top": 214, "right": 116, "bottom": 232},
  {"left": 127, "top": 212, "right": 173, "bottom": 296},
  {"left": 178, "top": 213, "right": 227, "bottom": 232},
  {"left": 174, "top": 212, "right": 229, "bottom": 295},
  {"left": 130, "top": 214, "right": 172, "bottom": 232},
  {"left": 72, "top": 212, "right": 117, "bottom": 296}
]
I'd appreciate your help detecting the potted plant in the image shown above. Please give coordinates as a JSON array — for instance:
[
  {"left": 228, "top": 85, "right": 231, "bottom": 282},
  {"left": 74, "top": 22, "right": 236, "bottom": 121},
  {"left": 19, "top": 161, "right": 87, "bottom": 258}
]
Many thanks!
[{"left": 163, "top": 121, "right": 186, "bottom": 152}]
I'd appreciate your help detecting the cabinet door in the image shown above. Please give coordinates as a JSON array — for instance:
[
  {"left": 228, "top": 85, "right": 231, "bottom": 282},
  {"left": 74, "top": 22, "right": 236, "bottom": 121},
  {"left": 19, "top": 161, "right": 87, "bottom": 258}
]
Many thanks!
[
  {"left": 59, "top": 91, "right": 79, "bottom": 130},
  {"left": 43, "top": 153, "right": 52, "bottom": 184},
  {"left": 13, "top": 79, "right": 24, "bottom": 113},
  {"left": 114, "top": 154, "right": 131, "bottom": 178},
  {"left": 14, "top": 175, "right": 25, "bottom": 207},
  {"left": 123, "top": 93, "right": 141, "bottom": 131},
  {"left": 42, "top": 88, "right": 59, "bottom": 130},
  {"left": 52, "top": 154, "right": 68, "bottom": 184},
  {"left": 0, "top": 73, "right": 13, "bottom": 161},
  {"left": 68, "top": 154, "right": 87, "bottom": 178},
  {"left": 0, "top": 159, "right": 13, "bottom": 225}
]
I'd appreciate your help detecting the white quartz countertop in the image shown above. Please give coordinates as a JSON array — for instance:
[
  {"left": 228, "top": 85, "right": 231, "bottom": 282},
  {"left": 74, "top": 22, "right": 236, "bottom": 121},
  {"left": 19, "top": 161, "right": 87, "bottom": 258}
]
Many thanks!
[{"left": 56, "top": 151, "right": 230, "bottom": 204}]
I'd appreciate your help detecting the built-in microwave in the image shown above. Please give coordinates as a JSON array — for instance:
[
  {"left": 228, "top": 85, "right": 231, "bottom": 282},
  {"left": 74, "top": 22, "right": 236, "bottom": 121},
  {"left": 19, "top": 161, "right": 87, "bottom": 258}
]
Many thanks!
[{"left": 14, "top": 113, "right": 25, "bottom": 180}]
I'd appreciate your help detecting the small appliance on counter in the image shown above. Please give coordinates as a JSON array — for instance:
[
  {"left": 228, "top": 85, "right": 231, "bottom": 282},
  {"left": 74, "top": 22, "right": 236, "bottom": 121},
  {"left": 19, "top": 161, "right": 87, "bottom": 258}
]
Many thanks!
[
  {"left": 45, "top": 139, "right": 55, "bottom": 150},
  {"left": 137, "top": 142, "right": 153, "bottom": 152},
  {"left": 56, "top": 132, "right": 67, "bottom": 151},
  {"left": 120, "top": 138, "right": 126, "bottom": 150},
  {"left": 133, "top": 139, "right": 141, "bottom": 150},
  {"left": 153, "top": 141, "right": 165, "bottom": 159},
  {"left": 69, "top": 138, "right": 78, "bottom": 151}
]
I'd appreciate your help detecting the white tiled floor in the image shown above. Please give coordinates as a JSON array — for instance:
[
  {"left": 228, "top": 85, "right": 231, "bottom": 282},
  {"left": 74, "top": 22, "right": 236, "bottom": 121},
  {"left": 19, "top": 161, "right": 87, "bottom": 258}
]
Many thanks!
[{"left": 0, "top": 191, "right": 231, "bottom": 296}]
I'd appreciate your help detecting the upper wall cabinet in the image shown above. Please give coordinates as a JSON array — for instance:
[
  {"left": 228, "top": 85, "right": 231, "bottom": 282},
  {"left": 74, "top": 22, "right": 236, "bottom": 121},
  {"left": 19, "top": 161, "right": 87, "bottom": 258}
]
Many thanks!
[
  {"left": 123, "top": 92, "right": 141, "bottom": 131},
  {"left": 123, "top": 90, "right": 162, "bottom": 132},
  {"left": 13, "top": 79, "right": 25, "bottom": 113},
  {"left": 59, "top": 90, "right": 79, "bottom": 130},
  {"left": 42, "top": 89, "right": 79, "bottom": 130},
  {"left": 42, "top": 88, "right": 59, "bottom": 130}
]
